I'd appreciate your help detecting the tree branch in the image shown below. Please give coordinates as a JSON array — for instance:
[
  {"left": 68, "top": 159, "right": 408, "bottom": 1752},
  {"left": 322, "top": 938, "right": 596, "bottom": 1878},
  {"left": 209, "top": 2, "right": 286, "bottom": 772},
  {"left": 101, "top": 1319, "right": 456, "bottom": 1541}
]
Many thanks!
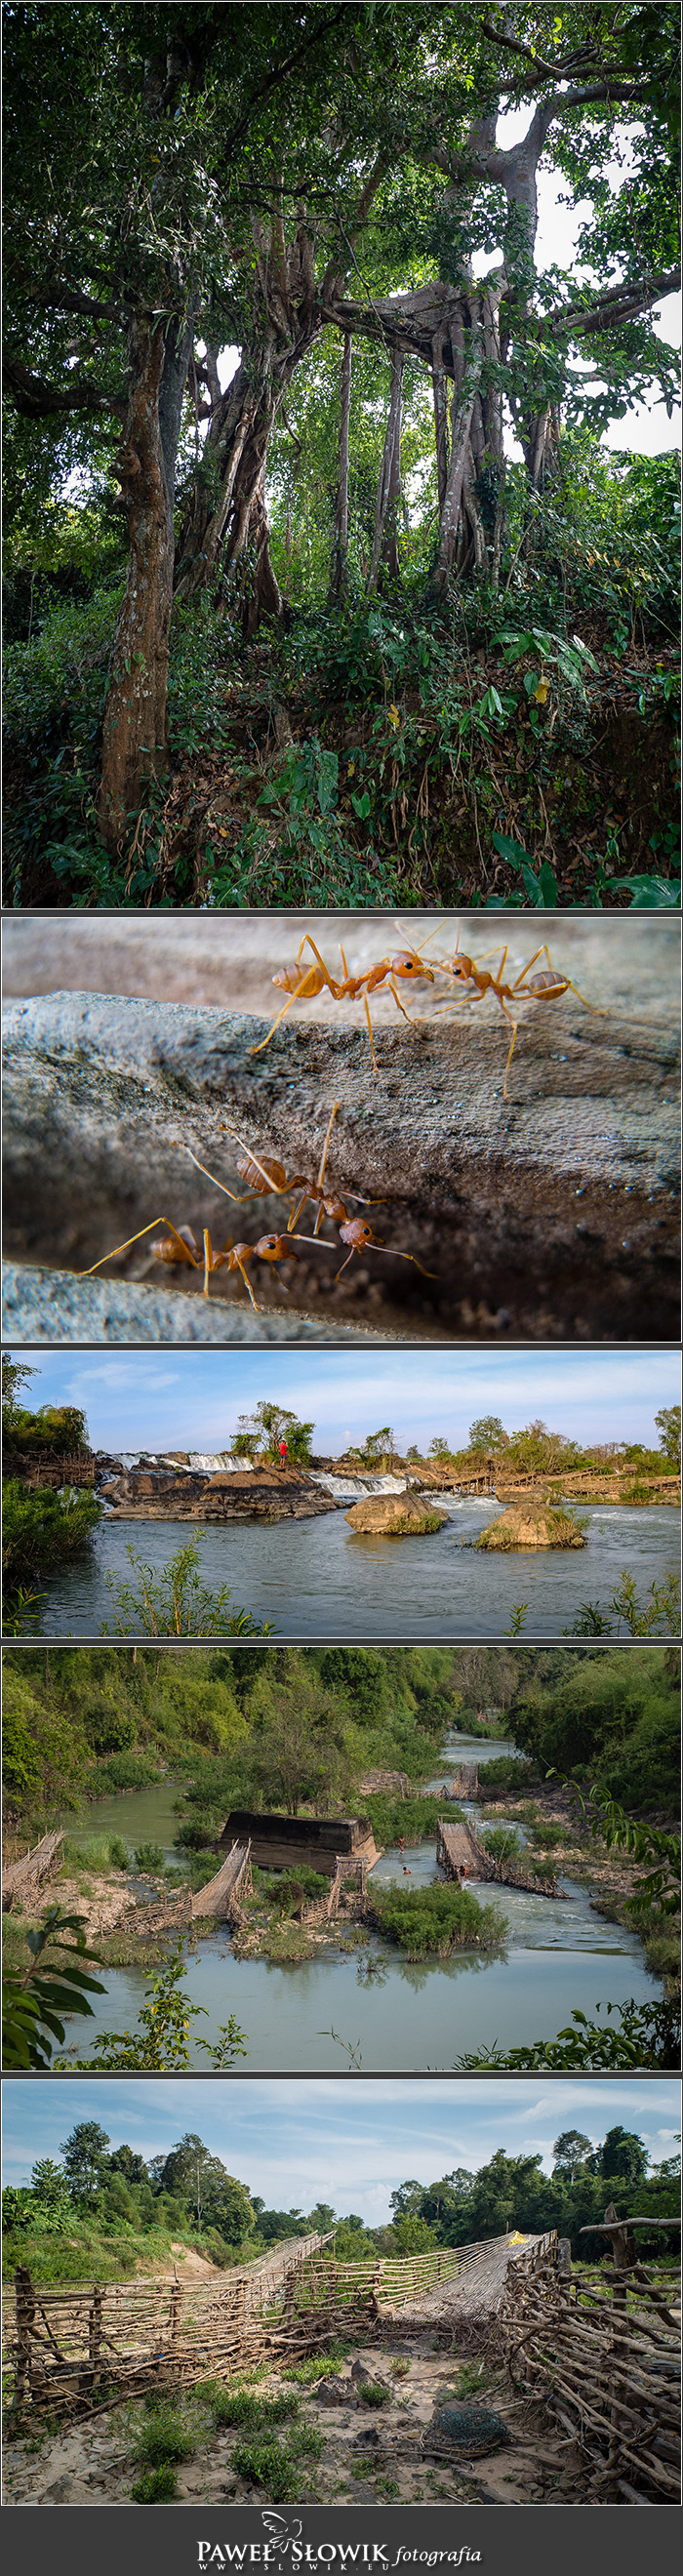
[
  {"left": 550, "top": 265, "right": 682, "bottom": 337},
  {"left": 3, "top": 357, "right": 125, "bottom": 421}
]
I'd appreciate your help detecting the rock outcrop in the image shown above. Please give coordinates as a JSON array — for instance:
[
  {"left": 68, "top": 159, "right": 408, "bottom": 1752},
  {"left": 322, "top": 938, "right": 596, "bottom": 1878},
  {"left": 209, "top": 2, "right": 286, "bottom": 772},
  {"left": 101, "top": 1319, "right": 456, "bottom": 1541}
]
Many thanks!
[
  {"left": 102, "top": 1466, "right": 341, "bottom": 1523},
  {"left": 345, "top": 1491, "right": 449, "bottom": 1537},
  {"left": 475, "top": 1504, "right": 586, "bottom": 1551}
]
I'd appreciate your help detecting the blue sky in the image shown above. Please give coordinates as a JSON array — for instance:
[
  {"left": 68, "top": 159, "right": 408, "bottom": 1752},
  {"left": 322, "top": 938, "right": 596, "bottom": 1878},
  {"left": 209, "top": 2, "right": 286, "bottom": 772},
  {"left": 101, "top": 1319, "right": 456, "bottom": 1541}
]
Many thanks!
[
  {"left": 13, "top": 1348, "right": 680, "bottom": 1457},
  {"left": 3, "top": 2080, "right": 678, "bottom": 2217}
]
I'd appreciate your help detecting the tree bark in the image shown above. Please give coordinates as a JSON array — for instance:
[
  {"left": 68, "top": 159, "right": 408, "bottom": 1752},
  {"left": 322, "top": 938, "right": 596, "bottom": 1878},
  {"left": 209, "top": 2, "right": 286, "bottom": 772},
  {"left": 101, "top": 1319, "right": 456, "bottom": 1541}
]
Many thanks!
[
  {"left": 431, "top": 332, "right": 450, "bottom": 512},
  {"left": 330, "top": 332, "right": 353, "bottom": 600},
  {"left": 99, "top": 316, "right": 175, "bottom": 851}
]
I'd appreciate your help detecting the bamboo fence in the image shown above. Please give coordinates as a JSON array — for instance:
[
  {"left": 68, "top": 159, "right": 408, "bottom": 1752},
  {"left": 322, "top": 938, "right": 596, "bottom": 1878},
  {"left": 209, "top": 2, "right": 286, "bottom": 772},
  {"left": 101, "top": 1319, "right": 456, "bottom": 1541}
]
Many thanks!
[
  {"left": 501, "top": 2240, "right": 681, "bottom": 2502},
  {"left": 3, "top": 1831, "right": 64, "bottom": 1911}
]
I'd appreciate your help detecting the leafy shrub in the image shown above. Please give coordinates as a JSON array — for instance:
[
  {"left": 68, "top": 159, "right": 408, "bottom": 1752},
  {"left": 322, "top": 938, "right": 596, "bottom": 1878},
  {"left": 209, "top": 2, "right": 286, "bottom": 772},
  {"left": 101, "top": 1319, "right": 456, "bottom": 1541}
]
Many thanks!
[
  {"left": 134, "top": 1843, "right": 167, "bottom": 1876},
  {"left": 130, "top": 2465, "right": 179, "bottom": 2502},
  {"left": 99, "top": 1751, "right": 162, "bottom": 1790},
  {"left": 372, "top": 1881, "right": 504, "bottom": 1956},
  {"left": 2, "top": 1480, "right": 101, "bottom": 1593},
  {"left": 359, "top": 1794, "right": 451, "bottom": 1846},
  {"left": 134, "top": 2403, "right": 195, "bottom": 2468},
  {"left": 231, "top": 2426, "right": 324, "bottom": 2500},
  {"left": 481, "top": 1826, "right": 523, "bottom": 1862},
  {"left": 357, "top": 2381, "right": 391, "bottom": 2407},
  {"left": 201, "top": 2389, "right": 299, "bottom": 2432},
  {"left": 63, "top": 1832, "right": 129, "bottom": 1873},
  {"left": 265, "top": 1869, "right": 329, "bottom": 1915}
]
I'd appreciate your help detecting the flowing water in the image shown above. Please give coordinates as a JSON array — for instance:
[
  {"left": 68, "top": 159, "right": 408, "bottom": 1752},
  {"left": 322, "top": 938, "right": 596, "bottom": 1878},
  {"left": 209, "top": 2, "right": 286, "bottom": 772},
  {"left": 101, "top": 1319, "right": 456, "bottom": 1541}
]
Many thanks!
[
  {"left": 59, "top": 1734, "right": 658, "bottom": 2072},
  {"left": 40, "top": 1501, "right": 679, "bottom": 1638}
]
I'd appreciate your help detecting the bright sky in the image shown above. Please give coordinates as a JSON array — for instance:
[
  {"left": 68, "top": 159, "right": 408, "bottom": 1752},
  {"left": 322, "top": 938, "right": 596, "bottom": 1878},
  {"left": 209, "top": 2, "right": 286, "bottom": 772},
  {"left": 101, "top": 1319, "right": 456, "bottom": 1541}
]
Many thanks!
[
  {"left": 3, "top": 2078, "right": 678, "bottom": 2212},
  {"left": 13, "top": 1349, "right": 680, "bottom": 1458},
  {"left": 472, "top": 110, "right": 678, "bottom": 462}
]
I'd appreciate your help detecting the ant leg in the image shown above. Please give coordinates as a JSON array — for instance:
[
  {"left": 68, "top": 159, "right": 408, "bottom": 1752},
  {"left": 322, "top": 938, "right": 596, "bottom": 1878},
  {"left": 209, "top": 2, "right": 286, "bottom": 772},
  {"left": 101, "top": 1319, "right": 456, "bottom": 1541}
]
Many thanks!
[
  {"left": 315, "top": 1099, "right": 340, "bottom": 1190},
  {"left": 387, "top": 977, "right": 422, "bottom": 1029},
  {"left": 287, "top": 1190, "right": 310, "bottom": 1234},
  {"left": 364, "top": 994, "right": 380, "bottom": 1071},
  {"left": 334, "top": 1246, "right": 357, "bottom": 1280},
  {"left": 234, "top": 1256, "right": 261, "bottom": 1312},
  {"left": 502, "top": 1010, "right": 519, "bottom": 1100},
  {"left": 203, "top": 1230, "right": 214, "bottom": 1298},
  {"left": 375, "top": 1248, "right": 437, "bottom": 1278},
  {"left": 250, "top": 987, "right": 310, "bottom": 1055},
  {"left": 84, "top": 1221, "right": 199, "bottom": 1276},
  {"left": 183, "top": 1145, "right": 249, "bottom": 1203}
]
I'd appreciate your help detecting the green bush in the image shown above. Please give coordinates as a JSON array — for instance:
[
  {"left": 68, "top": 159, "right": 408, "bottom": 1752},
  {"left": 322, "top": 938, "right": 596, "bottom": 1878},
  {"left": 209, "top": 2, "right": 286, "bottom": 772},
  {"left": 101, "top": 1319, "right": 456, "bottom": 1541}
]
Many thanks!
[
  {"left": 2, "top": 1479, "right": 102, "bottom": 1593},
  {"left": 134, "top": 1843, "right": 167, "bottom": 1876},
  {"left": 231, "top": 2426, "right": 324, "bottom": 2501},
  {"left": 202, "top": 2389, "right": 299, "bottom": 2432},
  {"left": 357, "top": 2381, "right": 391, "bottom": 2407},
  {"left": 99, "top": 1752, "right": 162, "bottom": 1791},
  {"left": 134, "top": 2403, "right": 196, "bottom": 2468},
  {"left": 372, "top": 1881, "right": 504, "bottom": 1956},
  {"left": 265, "top": 1870, "right": 329, "bottom": 1915},
  {"left": 360, "top": 1794, "right": 449, "bottom": 1846},
  {"left": 481, "top": 1826, "right": 523, "bottom": 1862},
  {"left": 130, "top": 2465, "right": 179, "bottom": 2503}
]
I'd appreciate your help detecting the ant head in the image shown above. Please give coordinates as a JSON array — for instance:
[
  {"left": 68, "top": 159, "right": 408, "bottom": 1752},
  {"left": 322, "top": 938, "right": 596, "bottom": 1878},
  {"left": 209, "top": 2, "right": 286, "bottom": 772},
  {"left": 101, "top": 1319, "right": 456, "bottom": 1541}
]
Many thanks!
[
  {"left": 390, "top": 949, "right": 434, "bottom": 982},
  {"left": 449, "top": 954, "right": 474, "bottom": 983},
  {"left": 255, "top": 1233, "right": 292, "bottom": 1261},
  {"left": 340, "top": 1219, "right": 375, "bottom": 1249}
]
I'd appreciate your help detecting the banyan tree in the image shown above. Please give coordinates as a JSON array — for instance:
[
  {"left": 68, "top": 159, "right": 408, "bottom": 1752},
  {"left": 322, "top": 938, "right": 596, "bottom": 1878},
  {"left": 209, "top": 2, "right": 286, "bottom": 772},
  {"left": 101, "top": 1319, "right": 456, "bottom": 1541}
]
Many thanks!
[{"left": 5, "top": 3, "right": 680, "bottom": 843}]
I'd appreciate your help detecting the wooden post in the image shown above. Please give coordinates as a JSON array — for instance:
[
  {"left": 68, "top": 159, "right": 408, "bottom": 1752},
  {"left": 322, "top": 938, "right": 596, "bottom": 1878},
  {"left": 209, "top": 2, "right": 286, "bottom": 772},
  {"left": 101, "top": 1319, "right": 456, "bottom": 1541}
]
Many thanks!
[
  {"left": 89, "top": 2282, "right": 102, "bottom": 2393},
  {"left": 14, "top": 2267, "right": 34, "bottom": 2411}
]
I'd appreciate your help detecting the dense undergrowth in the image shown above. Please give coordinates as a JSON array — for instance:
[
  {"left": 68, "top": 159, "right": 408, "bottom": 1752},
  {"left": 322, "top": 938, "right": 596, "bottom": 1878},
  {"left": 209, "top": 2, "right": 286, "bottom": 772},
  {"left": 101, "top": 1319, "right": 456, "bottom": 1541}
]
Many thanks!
[{"left": 3, "top": 446, "right": 679, "bottom": 910}]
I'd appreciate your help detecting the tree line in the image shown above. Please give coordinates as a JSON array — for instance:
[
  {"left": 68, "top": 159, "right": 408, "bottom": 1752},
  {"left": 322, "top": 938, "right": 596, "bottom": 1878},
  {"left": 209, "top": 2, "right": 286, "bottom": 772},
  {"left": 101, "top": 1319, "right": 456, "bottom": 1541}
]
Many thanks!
[{"left": 4, "top": 2117, "right": 679, "bottom": 2280}]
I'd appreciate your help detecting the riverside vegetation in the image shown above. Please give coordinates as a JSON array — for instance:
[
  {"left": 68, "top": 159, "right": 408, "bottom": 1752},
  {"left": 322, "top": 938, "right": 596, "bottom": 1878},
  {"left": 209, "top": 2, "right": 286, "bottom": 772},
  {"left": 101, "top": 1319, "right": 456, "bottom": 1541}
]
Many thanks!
[
  {"left": 4, "top": 8, "right": 679, "bottom": 909},
  {"left": 4, "top": 1373, "right": 680, "bottom": 1637},
  {"left": 3, "top": 1643, "right": 679, "bottom": 2070}
]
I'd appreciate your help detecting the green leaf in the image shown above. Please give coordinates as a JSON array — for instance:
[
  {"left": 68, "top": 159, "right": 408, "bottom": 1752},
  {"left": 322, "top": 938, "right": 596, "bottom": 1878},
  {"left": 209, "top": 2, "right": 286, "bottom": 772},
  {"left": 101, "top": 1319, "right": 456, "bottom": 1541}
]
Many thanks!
[
  {"left": 605, "top": 875, "right": 681, "bottom": 908},
  {"left": 492, "top": 831, "right": 533, "bottom": 866}
]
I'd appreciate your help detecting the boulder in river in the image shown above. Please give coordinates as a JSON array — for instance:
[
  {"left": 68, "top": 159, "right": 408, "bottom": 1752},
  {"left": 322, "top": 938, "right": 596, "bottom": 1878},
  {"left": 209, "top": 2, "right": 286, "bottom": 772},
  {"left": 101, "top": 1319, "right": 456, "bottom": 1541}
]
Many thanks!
[
  {"left": 475, "top": 1503, "right": 586, "bottom": 1550},
  {"left": 345, "top": 1491, "right": 449, "bottom": 1537}
]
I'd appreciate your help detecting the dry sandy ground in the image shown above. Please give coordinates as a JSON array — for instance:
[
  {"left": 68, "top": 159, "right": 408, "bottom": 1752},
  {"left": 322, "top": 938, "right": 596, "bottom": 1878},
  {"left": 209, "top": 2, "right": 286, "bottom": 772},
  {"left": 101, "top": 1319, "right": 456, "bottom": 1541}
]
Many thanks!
[{"left": 3, "top": 2337, "right": 586, "bottom": 2510}]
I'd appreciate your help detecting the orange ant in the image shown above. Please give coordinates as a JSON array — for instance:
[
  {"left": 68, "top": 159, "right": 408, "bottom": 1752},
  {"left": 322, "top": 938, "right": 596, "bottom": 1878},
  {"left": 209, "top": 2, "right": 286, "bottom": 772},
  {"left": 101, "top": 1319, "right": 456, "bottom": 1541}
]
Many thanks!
[
  {"left": 84, "top": 1218, "right": 330, "bottom": 1311},
  {"left": 251, "top": 934, "right": 435, "bottom": 1070},
  {"left": 183, "top": 1104, "right": 436, "bottom": 1288},
  {"left": 83, "top": 1107, "right": 435, "bottom": 1305},
  {"left": 184, "top": 1101, "right": 375, "bottom": 1238},
  {"left": 433, "top": 937, "right": 596, "bottom": 1097}
]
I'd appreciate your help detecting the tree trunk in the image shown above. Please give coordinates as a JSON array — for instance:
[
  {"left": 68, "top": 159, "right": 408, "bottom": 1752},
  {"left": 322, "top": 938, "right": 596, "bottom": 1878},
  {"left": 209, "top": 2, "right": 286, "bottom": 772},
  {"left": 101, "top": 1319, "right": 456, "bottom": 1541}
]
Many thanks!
[
  {"left": 241, "top": 467, "right": 283, "bottom": 637},
  {"left": 369, "top": 350, "right": 403, "bottom": 591},
  {"left": 99, "top": 316, "right": 175, "bottom": 850},
  {"left": 431, "top": 332, "right": 450, "bottom": 511},
  {"left": 330, "top": 333, "right": 353, "bottom": 600},
  {"left": 173, "top": 360, "right": 263, "bottom": 600}
]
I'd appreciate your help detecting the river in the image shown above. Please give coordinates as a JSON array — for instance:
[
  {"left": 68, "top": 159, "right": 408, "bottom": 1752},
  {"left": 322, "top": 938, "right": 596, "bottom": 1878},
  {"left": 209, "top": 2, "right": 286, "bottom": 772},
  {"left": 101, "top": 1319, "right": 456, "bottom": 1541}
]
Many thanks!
[
  {"left": 40, "top": 1500, "right": 679, "bottom": 1638},
  {"left": 59, "top": 1734, "right": 659, "bottom": 2071}
]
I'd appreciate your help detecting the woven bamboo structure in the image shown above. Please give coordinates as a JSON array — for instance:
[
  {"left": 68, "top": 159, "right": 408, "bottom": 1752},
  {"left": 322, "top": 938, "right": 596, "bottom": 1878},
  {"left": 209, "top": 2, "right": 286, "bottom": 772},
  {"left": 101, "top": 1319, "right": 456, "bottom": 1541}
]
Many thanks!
[
  {"left": 436, "top": 1815, "right": 563, "bottom": 1899},
  {"left": 3, "top": 1830, "right": 64, "bottom": 1912},
  {"left": 135, "top": 1840, "right": 252, "bottom": 1938},
  {"left": 501, "top": 2214, "right": 681, "bottom": 2502}
]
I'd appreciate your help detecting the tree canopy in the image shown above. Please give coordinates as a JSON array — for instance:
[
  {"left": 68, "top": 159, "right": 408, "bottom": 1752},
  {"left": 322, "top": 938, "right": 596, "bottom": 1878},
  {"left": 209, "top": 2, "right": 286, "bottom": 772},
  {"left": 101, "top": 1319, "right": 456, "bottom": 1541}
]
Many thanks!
[{"left": 4, "top": 5, "right": 679, "bottom": 903}]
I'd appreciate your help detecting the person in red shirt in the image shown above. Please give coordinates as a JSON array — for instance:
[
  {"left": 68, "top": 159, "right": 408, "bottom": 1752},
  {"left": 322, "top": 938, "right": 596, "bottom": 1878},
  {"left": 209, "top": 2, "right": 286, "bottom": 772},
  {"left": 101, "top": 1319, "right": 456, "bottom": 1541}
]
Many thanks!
[{"left": 279, "top": 1439, "right": 288, "bottom": 1465}]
